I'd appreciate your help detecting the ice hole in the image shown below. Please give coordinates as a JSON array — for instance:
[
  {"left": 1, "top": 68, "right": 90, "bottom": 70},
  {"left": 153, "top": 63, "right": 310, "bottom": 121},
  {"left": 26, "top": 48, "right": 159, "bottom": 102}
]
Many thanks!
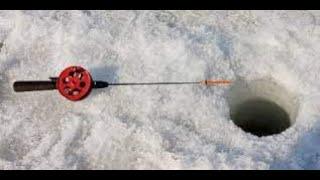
[{"left": 226, "top": 78, "right": 299, "bottom": 137}]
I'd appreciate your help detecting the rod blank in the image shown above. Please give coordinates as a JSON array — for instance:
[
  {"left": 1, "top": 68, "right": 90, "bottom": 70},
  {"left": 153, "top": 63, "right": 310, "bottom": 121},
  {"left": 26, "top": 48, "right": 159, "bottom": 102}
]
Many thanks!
[{"left": 108, "top": 82, "right": 198, "bottom": 86}]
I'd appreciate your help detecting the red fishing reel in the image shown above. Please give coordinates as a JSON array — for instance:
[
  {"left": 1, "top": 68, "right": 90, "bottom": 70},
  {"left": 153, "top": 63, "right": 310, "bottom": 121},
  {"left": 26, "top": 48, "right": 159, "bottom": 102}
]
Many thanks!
[{"left": 56, "top": 66, "right": 93, "bottom": 101}]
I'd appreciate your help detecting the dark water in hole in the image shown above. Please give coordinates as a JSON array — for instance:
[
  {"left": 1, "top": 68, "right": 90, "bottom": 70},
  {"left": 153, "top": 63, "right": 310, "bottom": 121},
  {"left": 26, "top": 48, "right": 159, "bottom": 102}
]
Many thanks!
[{"left": 230, "top": 98, "right": 291, "bottom": 137}]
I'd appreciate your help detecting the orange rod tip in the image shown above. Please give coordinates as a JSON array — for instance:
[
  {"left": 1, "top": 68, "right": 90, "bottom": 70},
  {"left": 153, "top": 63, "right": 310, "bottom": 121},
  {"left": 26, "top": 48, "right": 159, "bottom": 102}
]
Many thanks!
[{"left": 200, "top": 79, "right": 232, "bottom": 85}]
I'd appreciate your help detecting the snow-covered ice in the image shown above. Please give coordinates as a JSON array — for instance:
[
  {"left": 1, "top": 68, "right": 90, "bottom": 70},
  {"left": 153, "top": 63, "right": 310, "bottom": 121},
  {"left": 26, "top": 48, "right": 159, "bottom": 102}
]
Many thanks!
[{"left": 0, "top": 10, "right": 320, "bottom": 169}]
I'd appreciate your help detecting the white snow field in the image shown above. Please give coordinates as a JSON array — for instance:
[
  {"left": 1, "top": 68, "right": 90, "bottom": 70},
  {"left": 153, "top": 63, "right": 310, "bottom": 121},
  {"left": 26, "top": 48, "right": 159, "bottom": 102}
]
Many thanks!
[{"left": 0, "top": 10, "right": 320, "bottom": 169}]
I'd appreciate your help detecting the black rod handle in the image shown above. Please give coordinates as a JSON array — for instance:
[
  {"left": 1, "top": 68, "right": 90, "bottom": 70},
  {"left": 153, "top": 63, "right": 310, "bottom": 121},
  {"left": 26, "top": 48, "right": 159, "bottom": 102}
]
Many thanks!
[{"left": 13, "top": 81, "right": 57, "bottom": 92}]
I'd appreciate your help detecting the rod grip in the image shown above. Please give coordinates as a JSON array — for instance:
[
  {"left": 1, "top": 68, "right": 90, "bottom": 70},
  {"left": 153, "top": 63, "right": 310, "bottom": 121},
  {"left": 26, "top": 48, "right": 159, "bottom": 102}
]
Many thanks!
[{"left": 13, "top": 81, "right": 57, "bottom": 92}]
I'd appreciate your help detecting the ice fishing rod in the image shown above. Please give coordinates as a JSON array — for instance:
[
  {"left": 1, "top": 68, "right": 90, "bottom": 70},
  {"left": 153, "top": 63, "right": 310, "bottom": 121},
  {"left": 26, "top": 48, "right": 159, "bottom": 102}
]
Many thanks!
[{"left": 13, "top": 66, "right": 231, "bottom": 101}]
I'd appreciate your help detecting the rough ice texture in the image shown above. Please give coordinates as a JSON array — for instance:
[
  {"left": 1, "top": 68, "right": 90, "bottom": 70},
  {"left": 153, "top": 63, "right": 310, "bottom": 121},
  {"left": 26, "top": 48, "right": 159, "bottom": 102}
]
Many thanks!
[{"left": 0, "top": 10, "right": 320, "bottom": 169}]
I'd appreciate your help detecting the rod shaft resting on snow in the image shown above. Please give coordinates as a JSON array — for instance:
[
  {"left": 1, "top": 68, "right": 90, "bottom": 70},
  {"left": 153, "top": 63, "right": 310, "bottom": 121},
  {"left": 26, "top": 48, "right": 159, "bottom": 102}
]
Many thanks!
[{"left": 12, "top": 66, "right": 232, "bottom": 101}]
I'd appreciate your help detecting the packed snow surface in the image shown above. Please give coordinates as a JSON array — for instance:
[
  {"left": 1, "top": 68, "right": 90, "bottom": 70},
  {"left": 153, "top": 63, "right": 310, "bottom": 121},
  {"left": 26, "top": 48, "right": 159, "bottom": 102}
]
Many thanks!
[{"left": 0, "top": 10, "right": 320, "bottom": 169}]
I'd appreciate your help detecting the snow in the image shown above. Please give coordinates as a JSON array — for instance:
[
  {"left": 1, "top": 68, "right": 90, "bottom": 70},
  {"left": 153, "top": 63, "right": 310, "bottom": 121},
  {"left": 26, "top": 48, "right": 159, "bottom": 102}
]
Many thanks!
[{"left": 0, "top": 10, "right": 320, "bottom": 169}]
